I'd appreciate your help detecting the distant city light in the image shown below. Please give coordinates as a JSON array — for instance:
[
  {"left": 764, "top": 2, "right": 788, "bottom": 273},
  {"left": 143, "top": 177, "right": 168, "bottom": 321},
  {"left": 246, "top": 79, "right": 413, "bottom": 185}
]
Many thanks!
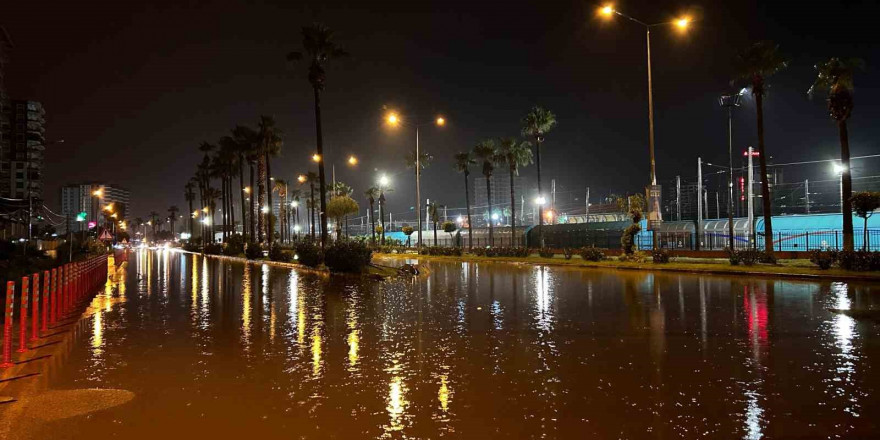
[
  {"left": 436, "top": 116, "right": 445, "bottom": 126},
  {"left": 386, "top": 113, "right": 399, "bottom": 125},
  {"left": 348, "top": 155, "right": 358, "bottom": 165},
  {"left": 201, "top": 218, "right": 210, "bottom": 225},
  {"left": 379, "top": 174, "right": 390, "bottom": 187},
  {"left": 833, "top": 163, "right": 847, "bottom": 174},
  {"left": 491, "top": 213, "right": 499, "bottom": 220},
  {"left": 291, "top": 201, "right": 298, "bottom": 208},
  {"left": 180, "top": 232, "right": 192, "bottom": 239},
  {"left": 261, "top": 206, "right": 269, "bottom": 213},
  {"left": 298, "top": 174, "right": 307, "bottom": 183},
  {"left": 293, "top": 225, "right": 301, "bottom": 232},
  {"left": 675, "top": 17, "right": 690, "bottom": 29},
  {"left": 312, "top": 153, "right": 321, "bottom": 163},
  {"left": 456, "top": 216, "right": 463, "bottom": 224},
  {"left": 534, "top": 196, "right": 546, "bottom": 205}
]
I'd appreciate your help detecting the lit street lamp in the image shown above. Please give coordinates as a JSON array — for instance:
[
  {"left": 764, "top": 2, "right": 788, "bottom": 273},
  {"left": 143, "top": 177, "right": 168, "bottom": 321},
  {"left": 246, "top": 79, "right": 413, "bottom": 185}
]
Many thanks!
[
  {"left": 599, "top": 4, "right": 692, "bottom": 248},
  {"left": 385, "top": 110, "right": 446, "bottom": 251},
  {"left": 719, "top": 91, "right": 743, "bottom": 250}
]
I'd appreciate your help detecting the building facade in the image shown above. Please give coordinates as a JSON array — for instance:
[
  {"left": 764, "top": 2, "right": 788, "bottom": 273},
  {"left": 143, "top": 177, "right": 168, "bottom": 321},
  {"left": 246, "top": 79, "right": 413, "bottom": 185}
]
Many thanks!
[
  {"left": 1, "top": 100, "right": 45, "bottom": 200},
  {"left": 60, "top": 183, "right": 131, "bottom": 233}
]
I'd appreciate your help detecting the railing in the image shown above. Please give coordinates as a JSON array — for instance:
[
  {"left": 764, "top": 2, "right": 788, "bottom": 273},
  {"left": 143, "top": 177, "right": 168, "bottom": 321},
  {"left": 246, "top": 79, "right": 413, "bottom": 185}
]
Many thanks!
[{"left": 2, "top": 254, "right": 109, "bottom": 368}]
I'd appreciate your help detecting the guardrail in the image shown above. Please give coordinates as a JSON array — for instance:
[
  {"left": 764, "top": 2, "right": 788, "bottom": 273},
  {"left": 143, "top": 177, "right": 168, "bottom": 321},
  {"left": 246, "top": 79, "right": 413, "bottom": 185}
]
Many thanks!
[{"left": 2, "top": 254, "right": 109, "bottom": 368}]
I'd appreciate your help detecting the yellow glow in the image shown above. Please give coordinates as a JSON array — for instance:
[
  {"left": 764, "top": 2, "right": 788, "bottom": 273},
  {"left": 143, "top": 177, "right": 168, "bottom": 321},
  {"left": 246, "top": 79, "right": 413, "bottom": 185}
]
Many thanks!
[
  {"left": 192, "top": 210, "right": 199, "bottom": 218},
  {"left": 297, "top": 174, "right": 307, "bottom": 183},
  {"left": 93, "top": 189, "right": 103, "bottom": 197},
  {"left": 243, "top": 187, "right": 251, "bottom": 194},
  {"left": 110, "top": 213, "right": 117, "bottom": 219},
  {"left": 600, "top": 5, "right": 614, "bottom": 16},
  {"left": 312, "top": 153, "right": 321, "bottom": 163},
  {"left": 92, "top": 309, "right": 103, "bottom": 352},
  {"left": 386, "top": 112, "right": 399, "bottom": 125},
  {"left": 312, "top": 323, "right": 323, "bottom": 377},
  {"left": 103, "top": 203, "right": 114, "bottom": 212},
  {"left": 387, "top": 373, "right": 408, "bottom": 433},
  {"left": 675, "top": 17, "right": 690, "bottom": 29},
  {"left": 435, "top": 116, "right": 445, "bottom": 126},
  {"left": 348, "top": 155, "right": 358, "bottom": 165},
  {"left": 241, "top": 264, "right": 251, "bottom": 350},
  {"left": 438, "top": 375, "right": 451, "bottom": 413},
  {"left": 202, "top": 207, "right": 209, "bottom": 213}
]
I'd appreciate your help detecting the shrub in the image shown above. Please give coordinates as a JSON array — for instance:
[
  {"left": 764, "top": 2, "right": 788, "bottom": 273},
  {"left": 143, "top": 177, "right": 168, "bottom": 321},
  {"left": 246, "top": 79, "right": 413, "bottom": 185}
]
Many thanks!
[
  {"left": 471, "top": 247, "right": 487, "bottom": 256},
  {"left": 203, "top": 243, "right": 223, "bottom": 255},
  {"left": 402, "top": 225, "right": 414, "bottom": 236},
  {"left": 759, "top": 251, "right": 777, "bottom": 265},
  {"left": 621, "top": 223, "right": 641, "bottom": 255},
  {"left": 269, "top": 245, "right": 293, "bottom": 263},
  {"left": 563, "top": 248, "right": 574, "bottom": 260},
  {"left": 245, "top": 242, "right": 263, "bottom": 260},
  {"left": 652, "top": 248, "right": 671, "bottom": 264},
  {"left": 420, "top": 246, "right": 462, "bottom": 256},
  {"left": 836, "top": 250, "right": 880, "bottom": 272},
  {"left": 224, "top": 234, "right": 245, "bottom": 256},
  {"left": 294, "top": 241, "right": 323, "bottom": 268},
  {"left": 619, "top": 251, "right": 649, "bottom": 263},
  {"left": 725, "top": 248, "right": 741, "bottom": 265},
  {"left": 469, "top": 247, "right": 528, "bottom": 258},
  {"left": 809, "top": 249, "right": 836, "bottom": 270},
  {"left": 324, "top": 240, "right": 372, "bottom": 273},
  {"left": 579, "top": 246, "right": 605, "bottom": 262},
  {"left": 538, "top": 248, "right": 555, "bottom": 258}
]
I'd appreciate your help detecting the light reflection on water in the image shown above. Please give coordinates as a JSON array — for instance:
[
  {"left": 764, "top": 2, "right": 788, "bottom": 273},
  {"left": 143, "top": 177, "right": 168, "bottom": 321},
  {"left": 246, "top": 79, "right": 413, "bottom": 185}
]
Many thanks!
[{"left": 38, "top": 250, "right": 880, "bottom": 439}]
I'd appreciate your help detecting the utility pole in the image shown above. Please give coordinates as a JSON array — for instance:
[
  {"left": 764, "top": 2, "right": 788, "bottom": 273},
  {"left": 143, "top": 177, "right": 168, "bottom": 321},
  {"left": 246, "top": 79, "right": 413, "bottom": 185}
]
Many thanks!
[
  {"left": 747, "top": 146, "right": 755, "bottom": 248},
  {"left": 704, "top": 187, "right": 709, "bottom": 220},
  {"left": 697, "top": 157, "right": 703, "bottom": 251},
  {"left": 715, "top": 192, "right": 720, "bottom": 220},
  {"left": 804, "top": 179, "right": 810, "bottom": 214},
  {"left": 675, "top": 175, "right": 681, "bottom": 221}
]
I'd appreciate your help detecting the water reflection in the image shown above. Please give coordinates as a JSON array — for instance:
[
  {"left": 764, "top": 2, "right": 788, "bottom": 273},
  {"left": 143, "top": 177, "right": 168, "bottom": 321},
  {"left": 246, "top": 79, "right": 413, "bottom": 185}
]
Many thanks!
[{"left": 41, "top": 252, "right": 880, "bottom": 439}]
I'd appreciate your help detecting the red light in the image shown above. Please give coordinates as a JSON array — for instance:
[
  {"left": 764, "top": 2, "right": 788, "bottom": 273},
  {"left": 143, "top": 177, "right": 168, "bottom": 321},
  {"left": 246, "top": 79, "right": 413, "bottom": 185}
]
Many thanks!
[
  {"left": 742, "top": 150, "right": 760, "bottom": 157},
  {"left": 739, "top": 177, "right": 745, "bottom": 201}
]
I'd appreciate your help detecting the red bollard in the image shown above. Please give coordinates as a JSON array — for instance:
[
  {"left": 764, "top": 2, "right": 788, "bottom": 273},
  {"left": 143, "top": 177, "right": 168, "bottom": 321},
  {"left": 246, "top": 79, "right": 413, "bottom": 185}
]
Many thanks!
[
  {"left": 30, "top": 273, "right": 39, "bottom": 341},
  {"left": 1, "top": 282, "right": 14, "bottom": 367},
  {"left": 41, "top": 270, "right": 49, "bottom": 332},
  {"left": 17, "top": 277, "right": 29, "bottom": 353}
]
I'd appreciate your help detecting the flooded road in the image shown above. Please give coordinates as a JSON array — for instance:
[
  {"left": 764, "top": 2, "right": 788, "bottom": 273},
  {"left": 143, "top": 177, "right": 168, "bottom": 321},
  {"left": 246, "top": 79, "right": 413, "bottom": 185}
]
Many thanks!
[{"left": 20, "top": 249, "right": 880, "bottom": 438}]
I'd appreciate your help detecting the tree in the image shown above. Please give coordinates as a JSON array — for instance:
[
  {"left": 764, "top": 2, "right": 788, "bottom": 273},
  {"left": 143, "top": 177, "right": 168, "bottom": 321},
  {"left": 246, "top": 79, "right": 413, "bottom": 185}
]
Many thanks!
[
  {"left": 168, "top": 206, "right": 179, "bottom": 236},
  {"left": 184, "top": 180, "right": 196, "bottom": 236},
  {"left": 442, "top": 220, "right": 457, "bottom": 244},
  {"left": 618, "top": 194, "right": 647, "bottom": 255},
  {"left": 203, "top": 187, "right": 221, "bottom": 242},
  {"left": 327, "top": 195, "right": 359, "bottom": 240},
  {"left": 453, "top": 151, "right": 476, "bottom": 249},
  {"left": 288, "top": 23, "right": 349, "bottom": 249},
  {"left": 231, "top": 125, "right": 259, "bottom": 242},
  {"left": 521, "top": 106, "right": 556, "bottom": 248},
  {"left": 809, "top": 57, "right": 865, "bottom": 252},
  {"left": 428, "top": 201, "right": 440, "bottom": 246},
  {"left": 734, "top": 41, "right": 789, "bottom": 255},
  {"left": 257, "top": 115, "right": 283, "bottom": 245},
  {"left": 149, "top": 211, "right": 159, "bottom": 239},
  {"left": 850, "top": 191, "right": 880, "bottom": 251},
  {"left": 473, "top": 139, "right": 500, "bottom": 247},
  {"left": 402, "top": 224, "right": 414, "bottom": 247},
  {"left": 273, "top": 179, "right": 288, "bottom": 243},
  {"left": 496, "top": 137, "right": 533, "bottom": 247},
  {"left": 364, "top": 186, "right": 381, "bottom": 245}
]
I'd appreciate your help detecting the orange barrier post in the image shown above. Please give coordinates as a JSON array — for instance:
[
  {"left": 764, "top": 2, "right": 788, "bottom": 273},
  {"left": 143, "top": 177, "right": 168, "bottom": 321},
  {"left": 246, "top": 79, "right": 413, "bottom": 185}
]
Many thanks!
[
  {"left": 1, "top": 282, "right": 13, "bottom": 367},
  {"left": 17, "top": 277, "right": 28, "bottom": 353},
  {"left": 30, "top": 273, "right": 39, "bottom": 341},
  {"left": 41, "top": 270, "right": 49, "bottom": 332},
  {"left": 50, "top": 268, "right": 57, "bottom": 325}
]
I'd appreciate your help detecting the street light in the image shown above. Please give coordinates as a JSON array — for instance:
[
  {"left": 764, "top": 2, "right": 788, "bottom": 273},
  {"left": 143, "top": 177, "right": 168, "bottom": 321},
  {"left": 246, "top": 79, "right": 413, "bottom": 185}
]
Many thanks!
[
  {"left": 719, "top": 91, "right": 743, "bottom": 250},
  {"left": 384, "top": 110, "right": 447, "bottom": 251},
  {"left": 348, "top": 155, "right": 358, "bottom": 165},
  {"left": 297, "top": 174, "right": 307, "bottom": 183},
  {"left": 599, "top": 4, "right": 693, "bottom": 248},
  {"left": 312, "top": 153, "right": 321, "bottom": 163}
]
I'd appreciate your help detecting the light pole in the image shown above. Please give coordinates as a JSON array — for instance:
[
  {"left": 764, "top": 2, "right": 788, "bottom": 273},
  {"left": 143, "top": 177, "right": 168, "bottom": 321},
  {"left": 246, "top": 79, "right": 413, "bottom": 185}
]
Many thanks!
[
  {"left": 719, "top": 92, "right": 742, "bottom": 250},
  {"left": 378, "top": 174, "right": 390, "bottom": 246},
  {"left": 385, "top": 111, "right": 446, "bottom": 252},
  {"left": 599, "top": 5, "right": 691, "bottom": 248}
]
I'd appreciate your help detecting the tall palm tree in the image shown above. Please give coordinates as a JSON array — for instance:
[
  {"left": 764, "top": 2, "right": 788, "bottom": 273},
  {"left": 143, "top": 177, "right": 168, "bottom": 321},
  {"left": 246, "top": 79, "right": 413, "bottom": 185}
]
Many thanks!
[
  {"left": 809, "top": 57, "right": 865, "bottom": 251},
  {"left": 473, "top": 139, "right": 499, "bottom": 247},
  {"left": 428, "top": 201, "right": 440, "bottom": 246},
  {"left": 184, "top": 180, "right": 196, "bottom": 236},
  {"left": 258, "top": 116, "right": 283, "bottom": 245},
  {"left": 365, "top": 186, "right": 381, "bottom": 245},
  {"left": 289, "top": 188, "right": 302, "bottom": 239},
  {"left": 149, "top": 211, "right": 159, "bottom": 238},
  {"left": 521, "top": 106, "right": 556, "bottom": 248},
  {"left": 454, "top": 152, "right": 477, "bottom": 249},
  {"left": 305, "top": 172, "right": 319, "bottom": 240},
  {"left": 273, "top": 179, "right": 288, "bottom": 243},
  {"left": 288, "top": 23, "right": 348, "bottom": 249},
  {"left": 497, "top": 137, "right": 533, "bottom": 247},
  {"left": 734, "top": 41, "right": 788, "bottom": 255},
  {"left": 168, "top": 206, "right": 179, "bottom": 236},
  {"left": 203, "top": 187, "right": 221, "bottom": 243},
  {"left": 232, "top": 125, "right": 258, "bottom": 241}
]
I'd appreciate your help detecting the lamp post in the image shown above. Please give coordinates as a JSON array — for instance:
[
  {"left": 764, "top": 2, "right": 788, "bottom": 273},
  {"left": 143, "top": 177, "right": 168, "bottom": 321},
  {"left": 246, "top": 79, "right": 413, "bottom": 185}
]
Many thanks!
[
  {"left": 719, "top": 92, "right": 742, "bottom": 250},
  {"left": 599, "top": 5, "right": 691, "bottom": 248},
  {"left": 385, "top": 111, "right": 446, "bottom": 252},
  {"left": 378, "top": 174, "right": 390, "bottom": 246}
]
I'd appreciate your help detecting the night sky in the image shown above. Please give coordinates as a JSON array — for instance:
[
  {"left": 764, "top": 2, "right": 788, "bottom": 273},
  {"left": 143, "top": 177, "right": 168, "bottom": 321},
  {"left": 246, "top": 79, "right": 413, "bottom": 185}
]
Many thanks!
[{"left": 4, "top": 0, "right": 879, "bottom": 218}]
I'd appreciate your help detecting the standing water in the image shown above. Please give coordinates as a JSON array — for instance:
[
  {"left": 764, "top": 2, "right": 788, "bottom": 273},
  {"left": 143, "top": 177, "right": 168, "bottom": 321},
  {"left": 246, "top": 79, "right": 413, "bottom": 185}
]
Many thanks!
[{"left": 3, "top": 249, "right": 879, "bottom": 439}]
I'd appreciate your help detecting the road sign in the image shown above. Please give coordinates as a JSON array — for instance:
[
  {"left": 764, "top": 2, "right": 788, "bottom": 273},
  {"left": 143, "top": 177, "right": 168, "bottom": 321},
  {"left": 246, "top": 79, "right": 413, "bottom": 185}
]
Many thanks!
[
  {"left": 76, "top": 212, "right": 87, "bottom": 222},
  {"left": 99, "top": 230, "right": 113, "bottom": 241}
]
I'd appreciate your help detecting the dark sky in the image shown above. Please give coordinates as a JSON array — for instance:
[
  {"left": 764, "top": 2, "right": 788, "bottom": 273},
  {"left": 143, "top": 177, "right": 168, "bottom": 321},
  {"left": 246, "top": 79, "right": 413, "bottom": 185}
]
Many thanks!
[{"left": 4, "top": 0, "right": 880, "bottom": 218}]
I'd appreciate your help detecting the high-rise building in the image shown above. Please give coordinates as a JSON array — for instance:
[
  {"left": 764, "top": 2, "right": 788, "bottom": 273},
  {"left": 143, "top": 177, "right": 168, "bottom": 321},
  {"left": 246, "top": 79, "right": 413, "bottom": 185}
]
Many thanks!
[
  {"left": 60, "top": 183, "right": 131, "bottom": 234},
  {"left": 0, "top": 27, "right": 13, "bottom": 198},
  {"left": 1, "top": 100, "right": 45, "bottom": 200}
]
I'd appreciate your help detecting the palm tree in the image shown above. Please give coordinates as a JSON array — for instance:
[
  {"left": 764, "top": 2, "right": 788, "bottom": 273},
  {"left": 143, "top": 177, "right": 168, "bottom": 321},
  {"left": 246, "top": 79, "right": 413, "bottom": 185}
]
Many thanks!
[
  {"left": 168, "top": 206, "right": 179, "bottom": 236},
  {"left": 428, "top": 201, "right": 440, "bottom": 246},
  {"left": 733, "top": 41, "right": 788, "bottom": 255},
  {"left": 149, "top": 211, "right": 159, "bottom": 238},
  {"left": 497, "top": 137, "right": 533, "bottom": 247},
  {"left": 289, "top": 188, "right": 303, "bottom": 239},
  {"left": 203, "top": 187, "right": 221, "bottom": 243},
  {"left": 809, "top": 57, "right": 865, "bottom": 251},
  {"left": 184, "top": 180, "right": 196, "bottom": 236},
  {"left": 304, "top": 172, "right": 319, "bottom": 240},
  {"left": 258, "top": 116, "right": 283, "bottom": 245},
  {"left": 273, "top": 179, "right": 288, "bottom": 243},
  {"left": 231, "top": 125, "right": 258, "bottom": 242},
  {"left": 454, "top": 152, "right": 476, "bottom": 249},
  {"left": 473, "top": 139, "right": 499, "bottom": 247},
  {"left": 364, "top": 186, "right": 381, "bottom": 245},
  {"left": 522, "top": 106, "right": 556, "bottom": 248},
  {"left": 288, "top": 23, "right": 348, "bottom": 249}
]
